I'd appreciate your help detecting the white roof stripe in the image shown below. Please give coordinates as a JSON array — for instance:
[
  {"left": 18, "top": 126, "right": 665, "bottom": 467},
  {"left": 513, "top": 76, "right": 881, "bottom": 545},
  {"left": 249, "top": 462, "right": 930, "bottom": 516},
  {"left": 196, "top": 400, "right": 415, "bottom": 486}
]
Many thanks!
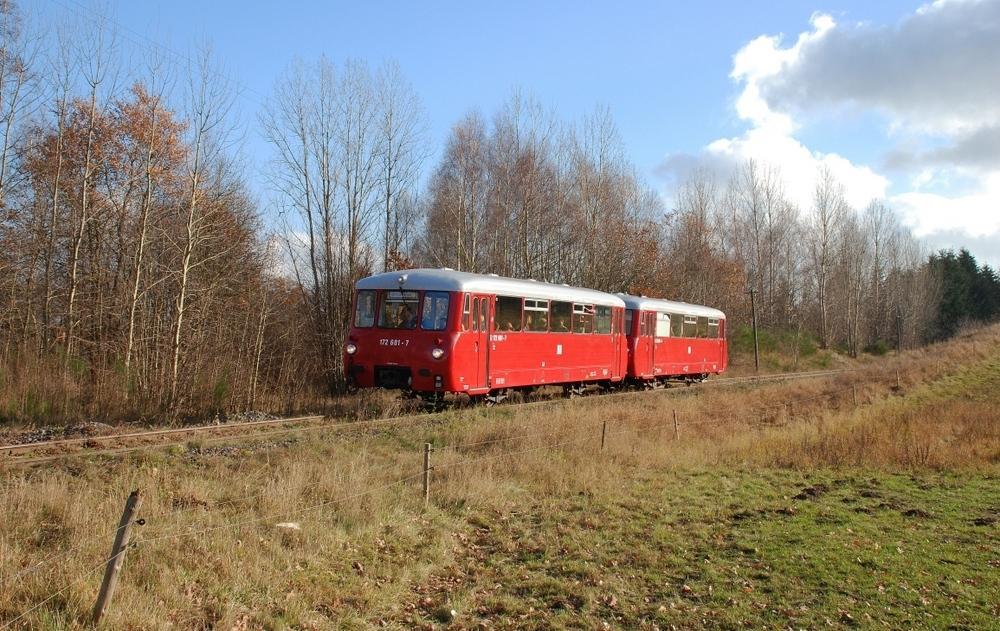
[
  {"left": 616, "top": 293, "right": 726, "bottom": 319},
  {"left": 356, "top": 269, "right": 626, "bottom": 307}
]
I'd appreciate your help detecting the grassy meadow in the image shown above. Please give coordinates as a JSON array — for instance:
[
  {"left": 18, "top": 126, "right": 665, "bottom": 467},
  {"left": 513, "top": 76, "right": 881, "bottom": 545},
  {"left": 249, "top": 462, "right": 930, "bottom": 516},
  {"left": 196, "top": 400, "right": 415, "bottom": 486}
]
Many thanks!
[{"left": 0, "top": 326, "right": 997, "bottom": 629}]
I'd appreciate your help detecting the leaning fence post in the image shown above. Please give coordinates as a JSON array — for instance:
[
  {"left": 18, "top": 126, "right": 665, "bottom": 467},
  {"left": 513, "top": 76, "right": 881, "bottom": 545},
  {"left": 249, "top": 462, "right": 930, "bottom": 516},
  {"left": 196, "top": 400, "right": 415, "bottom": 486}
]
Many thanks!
[
  {"left": 92, "top": 490, "right": 142, "bottom": 625},
  {"left": 672, "top": 410, "right": 679, "bottom": 441},
  {"left": 422, "top": 443, "right": 431, "bottom": 506},
  {"left": 600, "top": 420, "right": 607, "bottom": 452}
]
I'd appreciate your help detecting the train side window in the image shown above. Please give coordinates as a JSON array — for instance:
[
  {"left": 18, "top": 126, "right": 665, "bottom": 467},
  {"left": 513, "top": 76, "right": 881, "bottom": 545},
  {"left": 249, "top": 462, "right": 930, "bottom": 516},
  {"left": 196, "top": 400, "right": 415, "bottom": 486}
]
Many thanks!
[
  {"left": 683, "top": 315, "right": 698, "bottom": 337},
  {"left": 462, "top": 295, "right": 471, "bottom": 331},
  {"left": 708, "top": 318, "right": 719, "bottom": 339},
  {"left": 648, "top": 313, "right": 656, "bottom": 337},
  {"left": 551, "top": 301, "right": 572, "bottom": 332},
  {"left": 573, "top": 304, "right": 594, "bottom": 334},
  {"left": 354, "top": 290, "right": 376, "bottom": 328},
  {"left": 670, "top": 313, "right": 682, "bottom": 337},
  {"left": 595, "top": 306, "right": 612, "bottom": 334},
  {"left": 479, "top": 299, "right": 488, "bottom": 331},
  {"left": 496, "top": 296, "right": 523, "bottom": 332},
  {"left": 524, "top": 299, "right": 549, "bottom": 331},
  {"left": 625, "top": 309, "right": 634, "bottom": 335},
  {"left": 697, "top": 316, "right": 709, "bottom": 338},
  {"left": 655, "top": 312, "right": 671, "bottom": 337},
  {"left": 421, "top": 291, "right": 450, "bottom": 331}
]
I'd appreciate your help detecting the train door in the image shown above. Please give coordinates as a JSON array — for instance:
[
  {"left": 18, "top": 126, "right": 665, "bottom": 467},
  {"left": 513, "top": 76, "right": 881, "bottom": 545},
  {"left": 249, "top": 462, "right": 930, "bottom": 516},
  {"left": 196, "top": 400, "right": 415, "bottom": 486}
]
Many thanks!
[
  {"left": 471, "top": 294, "right": 491, "bottom": 390},
  {"left": 611, "top": 308, "right": 622, "bottom": 378},
  {"left": 646, "top": 312, "right": 656, "bottom": 372}
]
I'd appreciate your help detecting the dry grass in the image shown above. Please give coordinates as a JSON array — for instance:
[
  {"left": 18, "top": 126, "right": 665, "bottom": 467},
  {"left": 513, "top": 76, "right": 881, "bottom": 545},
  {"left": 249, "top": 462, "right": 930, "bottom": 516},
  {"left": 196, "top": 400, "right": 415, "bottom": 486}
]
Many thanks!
[{"left": 1, "top": 324, "right": 998, "bottom": 628}]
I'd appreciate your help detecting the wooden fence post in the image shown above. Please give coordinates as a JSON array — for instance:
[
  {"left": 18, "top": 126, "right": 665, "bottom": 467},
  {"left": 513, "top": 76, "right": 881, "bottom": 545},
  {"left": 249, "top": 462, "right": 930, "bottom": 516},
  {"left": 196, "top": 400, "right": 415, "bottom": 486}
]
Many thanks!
[
  {"left": 422, "top": 443, "right": 431, "bottom": 506},
  {"left": 672, "top": 410, "right": 679, "bottom": 441},
  {"left": 92, "top": 490, "right": 142, "bottom": 625},
  {"left": 895, "top": 369, "right": 901, "bottom": 390},
  {"left": 852, "top": 385, "right": 858, "bottom": 408},
  {"left": 600, "top": 420, "right": 607, "bottom": 452}
]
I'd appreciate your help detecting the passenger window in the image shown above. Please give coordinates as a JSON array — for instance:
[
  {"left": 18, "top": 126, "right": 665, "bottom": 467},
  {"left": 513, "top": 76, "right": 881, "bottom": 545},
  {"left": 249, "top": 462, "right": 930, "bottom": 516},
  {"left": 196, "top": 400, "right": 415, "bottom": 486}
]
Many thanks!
[
  {"left": 353, "top": 290, "right": 376, "bottom": 328},
  {"left": 595, "top": 306, "right": 612, "bottom": 334},
  {"left": 462, "top": 295, "right": 471, "bottom": 331},
  {"left": 551, "top": 301, "right": 572, "bottom": 332},
  {"left": 697, "top": 316, "right": 709, "bottom": 338},
  {"left": 573, "top": 304, "right": 595, "bottom": 334},
  {"left": 479, "top": 299, "right": 487, "bottom": 331},
  {"left": 683, "top": 315, "right": 698, "bottom": 338},
  {"left": 496, "top": 296, "right": 523, "bottom": 332},
  {"left": 670, "top": 313, "right": 682, "bottom": 337},
  {"left": 421, "top": 291, "right": 450, "bottom": 331},
  {"left": 625, "top": 309, "right": 634, "bottom": 335},
  {"left": 524, "top": 299, "right": 549, "bottom": 332},
  {"left": 708, "top": 318, "right": 719, "bottom": 339},
  {"left": 655, "top": 313, "right": 671, "bottom": 337}
]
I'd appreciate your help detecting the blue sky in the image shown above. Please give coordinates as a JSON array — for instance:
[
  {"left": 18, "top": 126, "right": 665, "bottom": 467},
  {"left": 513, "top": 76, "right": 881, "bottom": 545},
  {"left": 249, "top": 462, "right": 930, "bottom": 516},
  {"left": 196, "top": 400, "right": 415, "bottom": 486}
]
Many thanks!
[{"left": 36, "top": 0, "right": 1000, "bottom": 265}]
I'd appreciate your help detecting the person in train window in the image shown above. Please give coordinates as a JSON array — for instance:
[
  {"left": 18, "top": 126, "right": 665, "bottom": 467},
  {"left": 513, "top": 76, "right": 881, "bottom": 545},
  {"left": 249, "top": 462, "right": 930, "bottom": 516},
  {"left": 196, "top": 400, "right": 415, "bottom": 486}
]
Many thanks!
[
  {"left": 555, "top": 317, "right": 569, "bottom": 332},
  {"left": 400, "top": 304, "right": 417, "bottom": 329},
  {"left": 539, "top": 315, "right": 548, "bottom": 330},
  {"left": 524, "top": 314, "right": 533, "bottom": 330}
]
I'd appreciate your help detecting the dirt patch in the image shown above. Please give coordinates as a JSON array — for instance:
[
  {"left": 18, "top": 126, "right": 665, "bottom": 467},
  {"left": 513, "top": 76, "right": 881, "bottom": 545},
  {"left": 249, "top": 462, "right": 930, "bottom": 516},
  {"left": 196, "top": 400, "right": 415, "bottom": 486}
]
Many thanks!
[{"left": 793, "top": 484, "right": 829, "bottom": 500}]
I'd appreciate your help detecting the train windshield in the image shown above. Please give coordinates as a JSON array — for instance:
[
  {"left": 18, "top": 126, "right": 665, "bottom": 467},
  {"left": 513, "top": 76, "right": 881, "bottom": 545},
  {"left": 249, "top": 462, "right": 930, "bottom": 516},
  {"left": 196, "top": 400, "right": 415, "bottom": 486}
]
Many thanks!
[
  {"left": 378, "top": 290, "right": 420, "bottom": 329},
  {"left": 354, "top": 290, "right": 376, "bottom": 327},
  {"left": 421, "top": 291, "right": 450, "bottom": 330}
]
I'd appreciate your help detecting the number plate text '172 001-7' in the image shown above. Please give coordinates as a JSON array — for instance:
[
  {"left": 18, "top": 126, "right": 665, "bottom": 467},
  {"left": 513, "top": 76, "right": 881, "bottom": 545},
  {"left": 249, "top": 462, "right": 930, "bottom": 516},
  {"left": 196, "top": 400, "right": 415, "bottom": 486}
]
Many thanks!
[{"left": 378, "top": 339, "right": 410, "bottom": 347}]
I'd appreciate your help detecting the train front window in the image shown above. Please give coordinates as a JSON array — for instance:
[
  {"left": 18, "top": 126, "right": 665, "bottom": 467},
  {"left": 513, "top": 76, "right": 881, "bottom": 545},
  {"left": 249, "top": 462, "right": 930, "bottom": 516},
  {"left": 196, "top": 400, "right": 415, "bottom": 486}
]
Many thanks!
[
  {"left": 354, "top": 290, "right": 376, "bottom": 328},
  {"left": 378, "top": 290, "right": 419, "bottom": 329},
  {"left": 421, "top": 291, "right": 450, "bottom": 331}
]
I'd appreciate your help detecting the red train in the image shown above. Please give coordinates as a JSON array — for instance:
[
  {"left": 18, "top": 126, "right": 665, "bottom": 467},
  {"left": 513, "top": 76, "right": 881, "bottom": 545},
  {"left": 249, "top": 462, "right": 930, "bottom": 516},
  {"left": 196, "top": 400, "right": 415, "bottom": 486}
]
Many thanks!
[{"left": 343, "top": 269, "right": 726, "bottom": 404}]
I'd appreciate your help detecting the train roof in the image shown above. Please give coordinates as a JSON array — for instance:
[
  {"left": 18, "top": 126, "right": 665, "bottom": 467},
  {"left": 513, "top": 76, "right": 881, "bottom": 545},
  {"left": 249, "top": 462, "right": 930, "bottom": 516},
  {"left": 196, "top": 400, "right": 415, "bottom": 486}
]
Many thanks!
[
  {"left": 616, "top": 293, "right": 726, "bottom": 319},
  {"left": 356, "top": 269, "right": 626, "bottom": 307}
]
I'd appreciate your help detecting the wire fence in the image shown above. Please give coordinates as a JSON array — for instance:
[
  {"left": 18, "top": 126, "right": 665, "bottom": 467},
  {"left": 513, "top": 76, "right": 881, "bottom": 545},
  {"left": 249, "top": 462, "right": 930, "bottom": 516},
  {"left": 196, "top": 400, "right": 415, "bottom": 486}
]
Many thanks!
[{"left": 1, "top": 372, "right": 898, "bottom": 627}]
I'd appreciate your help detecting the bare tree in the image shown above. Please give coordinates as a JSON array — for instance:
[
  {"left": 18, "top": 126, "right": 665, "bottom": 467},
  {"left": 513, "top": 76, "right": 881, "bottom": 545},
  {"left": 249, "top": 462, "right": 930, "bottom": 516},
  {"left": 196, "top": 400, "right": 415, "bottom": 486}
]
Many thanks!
[
  {"left": 806, "top": 165, "right": 847, "bottom": 347},
  {"left": 169, "top": 44, "right": 236, "bottom": 407},
  {"left": 374, "top": 61, "right": 426, "bottom": 270}
]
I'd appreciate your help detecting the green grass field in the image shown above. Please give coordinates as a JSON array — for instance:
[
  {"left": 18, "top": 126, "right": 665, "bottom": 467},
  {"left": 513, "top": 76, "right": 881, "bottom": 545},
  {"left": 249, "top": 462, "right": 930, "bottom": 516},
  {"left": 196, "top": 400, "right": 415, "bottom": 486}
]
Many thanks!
[{"left": 396, "top": 468, "right": 997, "bottom": 629}]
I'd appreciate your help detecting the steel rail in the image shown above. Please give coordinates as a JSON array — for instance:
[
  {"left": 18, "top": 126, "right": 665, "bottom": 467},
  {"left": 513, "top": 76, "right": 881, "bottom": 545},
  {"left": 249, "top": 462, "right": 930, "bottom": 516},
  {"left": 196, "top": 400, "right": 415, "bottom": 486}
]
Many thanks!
[{"left": 1, "top": 368, "right": 852, "bottom": 467}]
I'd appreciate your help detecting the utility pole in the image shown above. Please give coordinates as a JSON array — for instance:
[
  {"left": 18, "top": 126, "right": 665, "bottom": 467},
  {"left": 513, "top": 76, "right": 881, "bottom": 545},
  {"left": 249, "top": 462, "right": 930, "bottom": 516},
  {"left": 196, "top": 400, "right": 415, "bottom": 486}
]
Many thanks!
[{"left": 749, "top": 287, "right": 760, "bottom": 373}]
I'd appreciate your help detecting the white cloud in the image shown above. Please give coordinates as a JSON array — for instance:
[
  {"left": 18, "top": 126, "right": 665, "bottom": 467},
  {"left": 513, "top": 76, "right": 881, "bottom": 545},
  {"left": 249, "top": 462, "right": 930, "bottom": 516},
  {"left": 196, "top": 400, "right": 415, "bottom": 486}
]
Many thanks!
[
  {"left": 891, "top": 173, "right": 1000, "bottom": 239},
  {"left": 661, "top": 12, "right": 887, "bottom": 212},
  {"left": 657, "top": 1, "right": 1000, "bottom": 265}
]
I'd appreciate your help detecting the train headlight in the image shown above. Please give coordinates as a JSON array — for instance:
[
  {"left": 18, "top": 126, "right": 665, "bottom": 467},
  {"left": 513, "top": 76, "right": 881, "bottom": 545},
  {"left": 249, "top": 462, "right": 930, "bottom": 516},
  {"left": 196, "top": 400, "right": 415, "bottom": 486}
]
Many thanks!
[
  {"left": 345, "top": 343, "right": 357, "bottom": 355},
  {"left": 430, "top": 347, "right": 445, "bottom": 360}
]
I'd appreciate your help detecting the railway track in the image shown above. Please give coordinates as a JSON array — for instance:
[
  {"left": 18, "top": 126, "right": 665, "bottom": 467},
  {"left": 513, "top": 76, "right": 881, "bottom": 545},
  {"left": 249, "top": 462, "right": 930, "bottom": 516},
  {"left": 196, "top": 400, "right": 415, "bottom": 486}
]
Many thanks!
[{"left": 1, "top": 368, "right": 850, "bottom": 467}]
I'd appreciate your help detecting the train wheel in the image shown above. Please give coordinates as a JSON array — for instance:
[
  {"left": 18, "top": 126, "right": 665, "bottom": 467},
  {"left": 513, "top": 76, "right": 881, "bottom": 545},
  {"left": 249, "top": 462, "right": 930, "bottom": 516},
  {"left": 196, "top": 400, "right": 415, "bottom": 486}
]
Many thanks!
[
  {"left": 485, "top": 389, "right": 508, "bottom": 407},
  {"left": 563, "top": 383, "right": 585, "bottom": 398}
]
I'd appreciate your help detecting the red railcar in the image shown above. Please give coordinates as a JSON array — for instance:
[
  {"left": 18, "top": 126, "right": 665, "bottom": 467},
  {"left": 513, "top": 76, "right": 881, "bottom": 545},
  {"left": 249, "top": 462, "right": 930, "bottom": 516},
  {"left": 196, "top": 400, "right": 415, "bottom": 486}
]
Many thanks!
[
  {"left": 344, "top": 269, "right": 628, "bottom": 403},
  {"left": 618, "top": 294, "right": 727, "bottom": 384}
]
